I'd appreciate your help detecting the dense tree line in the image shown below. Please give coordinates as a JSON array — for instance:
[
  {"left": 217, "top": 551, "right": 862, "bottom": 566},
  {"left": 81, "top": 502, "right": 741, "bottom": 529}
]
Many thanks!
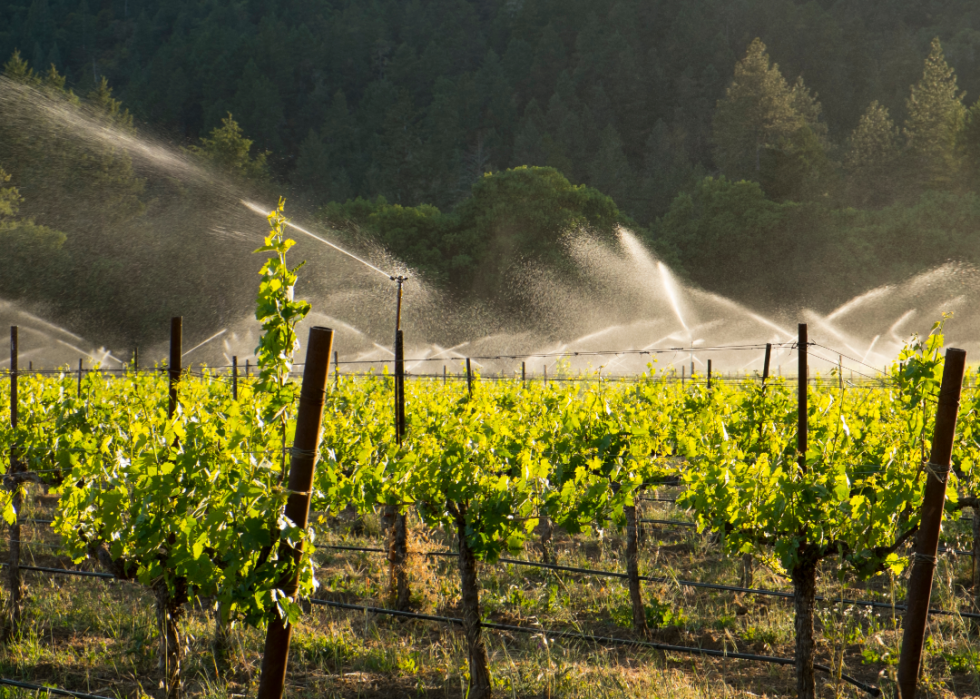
[
  {"left": 5, "top": 0, "right": 980, "bottom": 220},
  {"left": 5, "top": 0, "right": 980, "bottom": 338}
]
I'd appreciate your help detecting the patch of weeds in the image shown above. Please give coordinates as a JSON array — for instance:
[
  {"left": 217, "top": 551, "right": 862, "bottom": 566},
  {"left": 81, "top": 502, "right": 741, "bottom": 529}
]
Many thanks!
[
  {"left": 940, "top": 646, "right": 980, "bottom": 674},
  {"left": 861, "top": 634, "right": 899, "bottom": 666},
  {"left": 293, "top": 630, "right": 357, "bottom": 670},
  {"left": 611, "top": 596, "right": 687, "bottom": 629}
]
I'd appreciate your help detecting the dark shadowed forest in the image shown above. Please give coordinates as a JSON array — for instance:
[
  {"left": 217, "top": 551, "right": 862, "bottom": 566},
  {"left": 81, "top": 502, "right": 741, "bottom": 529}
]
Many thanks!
[{"left": 4, "top": 0, "right": 980, "bottom": 345}]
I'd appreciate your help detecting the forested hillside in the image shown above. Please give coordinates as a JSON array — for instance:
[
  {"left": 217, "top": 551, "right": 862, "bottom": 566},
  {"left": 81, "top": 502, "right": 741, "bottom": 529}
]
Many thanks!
[{"left": 4, "top": 0, "right": 980, "bottom": 337}]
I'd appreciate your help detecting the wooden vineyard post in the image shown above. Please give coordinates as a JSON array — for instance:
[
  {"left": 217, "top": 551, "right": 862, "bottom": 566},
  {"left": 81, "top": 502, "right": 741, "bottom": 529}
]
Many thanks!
[
  {"left": 257, "top": 327, "right": 334, "bottom": 699},
  {"left": 443, "top": 364, "right": 446, "bottom": 386},
  {"left": 707, "top": 359, "right": 712, "bottom": 390},
  {"left": 6, "top": 326, "right": 22, "bottom": 639},
  {"left": 77, "top": 358, "right": 83, "bottom": 395},
  {"left": 466, "top": 358, "right": 473, "bottom": 396},
  {"left": 543, "top": 364, "right": 547, "bottom": 386},
  {"left": 798, "top": 324, "right": 808, "bottom": 474},
  {"left": 387, "top": 329, "right": 410, "bottom": 610},
  {"left": 521, "top": 361, "right": 526, "bottom": 386},
  {"left": 169, "top": 318, "right": 182, "bottom": 420},
  {"left": 681, "top": 365, "right": 685, "bottom": 388},
  {"left": 232, "top": 356, "right": 238, "bottom": 402},
  {"left": 155, "top": 317, "right": 185, "bottom": 698},
  {"left": 133, "top": 346, "right": 138, "bottom": 373},
  {"left": 334, "top": 350, "right": 339, "bottom": 388},
  {"left": 394, "top": 331, "right": 405, "bottom": 441},
  {"left": 897, "top": 347, "right": 967, "bottom": 698}
]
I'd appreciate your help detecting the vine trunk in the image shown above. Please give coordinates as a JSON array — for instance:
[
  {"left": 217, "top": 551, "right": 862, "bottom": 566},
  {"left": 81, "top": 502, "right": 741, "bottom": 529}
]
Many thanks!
[
  {"left": 792, "top": 555, "right": 818, "bottom": 699},
  {"left": 625, "top": 504, "right": 647, "bottom": 635},
  {"left": 455, "top": 505, "right": 492, "bottom": 699}
]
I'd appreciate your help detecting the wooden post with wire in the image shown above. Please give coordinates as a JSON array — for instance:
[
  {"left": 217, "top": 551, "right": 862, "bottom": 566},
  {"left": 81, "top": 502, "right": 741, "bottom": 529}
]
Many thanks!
[
  {"left": 897, "top": 347, "right": 967, "bottom": 698},
  {"left": 395, "top": 331, "right": 405, "bottom": 440},
  {"left": 798, "top": 324, "right": 808, "bottom": 474},
  {"left": 6, "top": 326, "right": 22, "bottom": 639},
  {"left": 232, "top": 356, "right": 238, "bottom": 402},
  {"left": 466, "top": 358, "right": 473, "bottom": 396},
  {"left": 707, "top": 359, "right": 712, "bottom": 390},
  {"left": 522, "top": 361, "right": 526, "bottom": 387},
  {"left": 257, "top": 327, "right": 334, "bottom": 699},
  {"left": 77, "top": 358, "right": 83, "bottom": 396},
  {"left": 334, "top": 351, "right": 339, "bottom": 388},
  {"left": 169, "top": 318, "right": 182, "bottom": 421}
]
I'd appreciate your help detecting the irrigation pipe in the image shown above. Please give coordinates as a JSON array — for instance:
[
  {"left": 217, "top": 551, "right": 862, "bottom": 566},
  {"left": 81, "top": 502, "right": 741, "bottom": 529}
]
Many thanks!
[
  {"left": 0, "top": 562, "right": 115, "bottom": 579},
  {"left": 0, "top": 677, "right": 115, "bottom": 699},
  {"left": 307, "top": 597, "right": 881, "bottom": 696},
  {"left": 316, "top": 545, "right": 980, "bottom": 619}
]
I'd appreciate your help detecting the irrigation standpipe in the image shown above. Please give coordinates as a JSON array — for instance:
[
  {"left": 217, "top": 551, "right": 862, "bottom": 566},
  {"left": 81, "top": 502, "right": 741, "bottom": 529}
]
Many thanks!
[
  {"left": 257, "top": 326, "right": 334, "bottom": 699},
  {"left": 387, "top": 274, "right": 410, "bottom": 611}
]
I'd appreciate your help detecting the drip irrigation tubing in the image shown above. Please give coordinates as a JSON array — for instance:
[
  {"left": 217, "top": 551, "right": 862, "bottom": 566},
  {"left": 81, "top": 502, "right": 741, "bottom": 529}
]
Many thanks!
[
  {"left": 315, "top": 544, "right": 980, "bottom": 619},
  {"left": 0, "top": 562, "right": 115, "bottom": 579},
  {"left": 0, "top": 677, "right": 115, "bottom": 699},
  {"left": 640, "top": 518, "right": 696, "bottom": 528},
  {"left": 306, "top": 597, "right": 881, "bottom": 696}
]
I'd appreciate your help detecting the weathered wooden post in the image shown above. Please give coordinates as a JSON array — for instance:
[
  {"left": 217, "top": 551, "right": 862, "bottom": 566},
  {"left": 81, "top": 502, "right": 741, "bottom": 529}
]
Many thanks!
[
  {"left": 897, "top": 348, "right": 967, "bottom": 698},
  {"left": 257, "top": 327, "right": 334, "bottom": 699}
]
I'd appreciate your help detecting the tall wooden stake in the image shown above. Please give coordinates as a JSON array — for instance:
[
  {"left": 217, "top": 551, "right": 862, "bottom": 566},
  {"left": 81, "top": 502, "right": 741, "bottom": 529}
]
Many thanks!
[
  {"left": 77, "top": 358, "right": 83, "bottom": 395},
  {"left": 707, "top": 359, "right": 712, "bottom": 390},
  {"left": 169, "top": 317, "right": 182, "bottom": 421},
  {"left": 466, "top": 358, "right": 473, "bottom": 396},
  {"left": 798, "top": 324, "right": 808, "bottom": 474},
  {"left": 7, "top": 326, "right": 21, "bottom": 638},
  {"left": 334, "top": 351, "right": 339, "bottom": 388},
  {"left": 395, "top": 330, "right": 405, "bottom": 441},
  {"left": 521, "top": 361, "right": 526, "bottom": 386},
  {"left": 257, "top": 327, "right": 334, "bottom": 699},
  {"left": 897, "top": 347, "right": 967, "bottom": 698},
  {"left": 232, "top": 356, "right": 238, "bottom": 402}
]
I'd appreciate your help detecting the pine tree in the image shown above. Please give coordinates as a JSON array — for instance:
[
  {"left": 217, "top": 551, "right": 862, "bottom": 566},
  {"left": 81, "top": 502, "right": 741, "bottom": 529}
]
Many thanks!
[
  {"left": 845, "top": 101, "right": 900, "bottom": 206},
  {"left": 588, "top": 123, "right": 632, "bottom": 206},
  {"left": 904, "top": 37, "right": 965, "bottom": 191},
  {"left": 712, "top": 39, "right": 828, "bottom": 200},
  {"left": 713, "top": 39, "right": 812, "bottom": 181},
  {"left": 188, "top": 113, "right": 270, "bottom": 182},
  {"left": 961, "top": 100, "right": 980, "bottom": 191}
]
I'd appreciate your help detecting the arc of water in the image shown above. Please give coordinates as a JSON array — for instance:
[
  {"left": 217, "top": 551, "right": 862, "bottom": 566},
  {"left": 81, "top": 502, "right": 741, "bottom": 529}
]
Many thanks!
[
  {"left": 888, "top": 309, "right": 917, "bottom": 344},
  {"left": 55, "top": 339, "right": 100, "bottom": 363},
  {"left": 861, "top": 336, "right": 881, "bottom": 365},
  {"left": 0, "top": 348, "right": 42, "bottom": 367},
  {"left": 242, "top": 201, "right": 395, "bottom": 280},
  {"left": 182, "top": 328, "right": 228, "bottom": 359},
  {"left": 657, "top": 262, "right": 691, "bottom": 341},
  {"left": 826, "top": 286, "right": 892, "bottom": 321}
]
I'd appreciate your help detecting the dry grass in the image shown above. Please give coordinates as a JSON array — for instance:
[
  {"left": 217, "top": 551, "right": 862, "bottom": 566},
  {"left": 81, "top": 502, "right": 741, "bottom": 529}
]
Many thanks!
[{"left": 0, "top": 488, "right": 978, "bottom": 698}]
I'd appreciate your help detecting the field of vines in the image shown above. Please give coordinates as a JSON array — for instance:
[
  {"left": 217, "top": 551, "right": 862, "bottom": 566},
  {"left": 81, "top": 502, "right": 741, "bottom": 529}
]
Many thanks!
[
  {"left": 0, "top": 207, "right": 978, "bottom": 699},
  {"left": 0, "top": 319, "right": 979, "bottom": 699}
]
